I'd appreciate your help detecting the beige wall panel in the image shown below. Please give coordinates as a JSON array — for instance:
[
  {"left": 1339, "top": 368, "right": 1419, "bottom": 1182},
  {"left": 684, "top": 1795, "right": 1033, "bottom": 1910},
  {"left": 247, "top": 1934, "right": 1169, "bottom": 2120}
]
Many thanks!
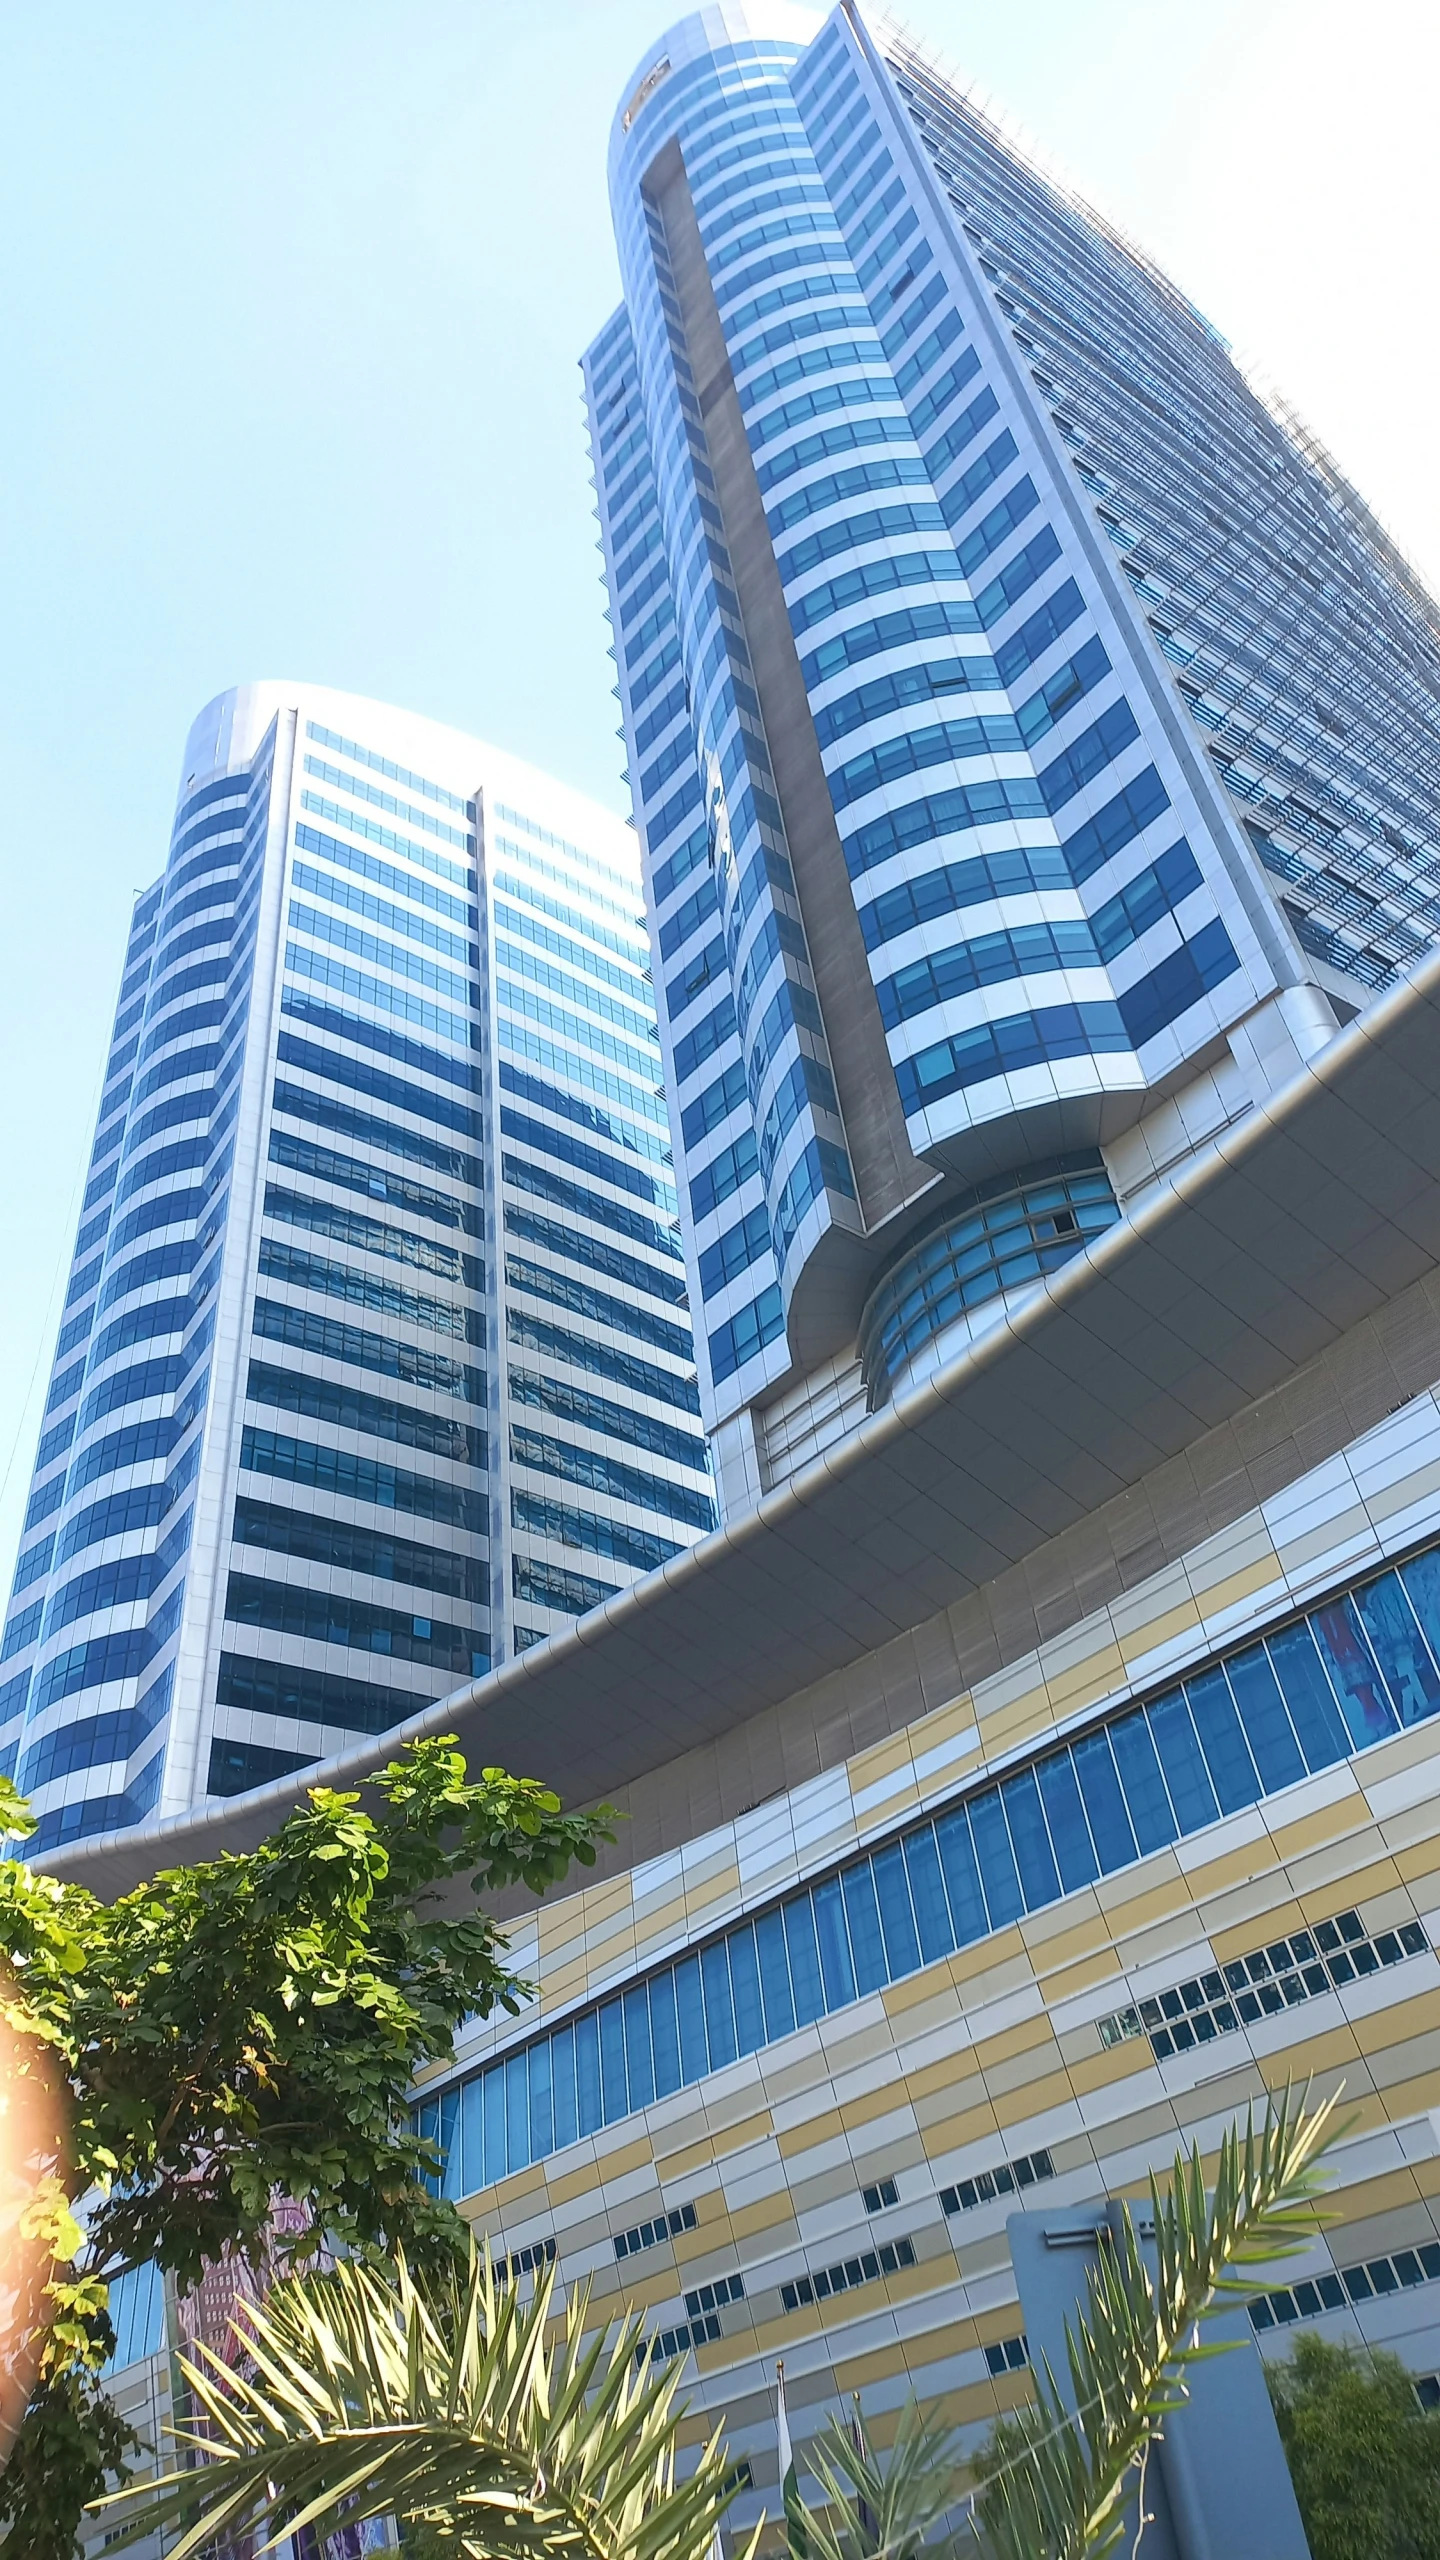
[{"left": 657, "top": 2111, "right": 775, "bottom": 2180}]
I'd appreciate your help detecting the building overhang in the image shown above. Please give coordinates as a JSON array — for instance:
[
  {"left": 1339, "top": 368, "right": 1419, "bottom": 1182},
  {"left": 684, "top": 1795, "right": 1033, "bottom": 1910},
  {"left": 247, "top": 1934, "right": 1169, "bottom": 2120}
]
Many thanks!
[{"left": 49, "top": 949, "right": 1440, "bottom": 1898}]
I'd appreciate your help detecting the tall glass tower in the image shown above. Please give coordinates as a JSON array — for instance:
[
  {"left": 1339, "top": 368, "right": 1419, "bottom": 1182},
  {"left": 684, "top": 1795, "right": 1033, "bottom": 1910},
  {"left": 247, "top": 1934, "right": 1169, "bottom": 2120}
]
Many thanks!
[
  {"left": 0, "top": 684, "right": 713, "bottom": 1856},
  {"left": 586, "top": 1, "right": 1440, "bottom": 1519}
]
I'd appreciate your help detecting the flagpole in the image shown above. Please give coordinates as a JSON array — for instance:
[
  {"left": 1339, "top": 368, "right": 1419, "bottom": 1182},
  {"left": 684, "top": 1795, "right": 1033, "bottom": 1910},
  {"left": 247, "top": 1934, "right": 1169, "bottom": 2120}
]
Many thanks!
[{"left": 777, "top": 2359, "right": 807, "bottom": 2560}]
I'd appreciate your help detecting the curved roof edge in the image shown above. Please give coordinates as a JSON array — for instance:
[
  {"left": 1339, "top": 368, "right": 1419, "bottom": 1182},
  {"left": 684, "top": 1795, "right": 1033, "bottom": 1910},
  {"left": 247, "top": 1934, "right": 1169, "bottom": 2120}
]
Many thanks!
[{"left": 44, "top": 949, "right": 1440, "bottom": 1896}]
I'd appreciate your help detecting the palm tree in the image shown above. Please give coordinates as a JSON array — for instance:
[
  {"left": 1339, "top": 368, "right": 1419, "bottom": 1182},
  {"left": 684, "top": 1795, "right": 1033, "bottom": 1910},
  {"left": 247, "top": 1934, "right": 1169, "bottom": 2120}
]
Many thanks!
[
  {"left": 792, "top": 2086, "right": 1339, "bottom": 2560},
  {"left": 97, "top": 2247, "right": 761, "bottom": 2560},
  {"left": 969, "top": 2084, "right": 1339, "bottom": 2559},
  {"left": 97, "top": 2086, "right": 1338, "bottom": 2560}
]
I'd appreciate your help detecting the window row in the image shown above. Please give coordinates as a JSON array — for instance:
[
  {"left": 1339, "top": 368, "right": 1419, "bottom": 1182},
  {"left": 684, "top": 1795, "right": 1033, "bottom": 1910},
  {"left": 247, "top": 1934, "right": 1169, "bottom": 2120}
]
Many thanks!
[{"left": 412, "top": 1535, "right": 1440, "bottom": 2192}]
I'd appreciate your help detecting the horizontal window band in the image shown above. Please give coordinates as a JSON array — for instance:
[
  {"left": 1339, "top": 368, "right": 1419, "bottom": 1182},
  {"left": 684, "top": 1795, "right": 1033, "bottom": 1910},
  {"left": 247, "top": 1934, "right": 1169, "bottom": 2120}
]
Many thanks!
[{"left": 413, "top": 1529, "right": 1440, "bottom": 2201}]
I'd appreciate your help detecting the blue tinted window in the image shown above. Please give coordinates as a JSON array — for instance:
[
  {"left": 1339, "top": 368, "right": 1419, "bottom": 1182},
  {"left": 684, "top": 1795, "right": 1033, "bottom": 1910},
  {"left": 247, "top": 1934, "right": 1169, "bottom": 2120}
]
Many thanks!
[
  {"left": 1185, "top": 1666, "right": 1262, "bottom": 1815},
  {"left": 1352, "top": 1571, "right": 1440, "bottom": 1726},
  {"left": 701, "top": 1940, "right": 738, "bottom": 2069},
  {"left": 623, "top": 1987, "right": 655, "bottom": 2110},
  {"left": 505, "top": 2051, "right": 528, "bottom": 2173},
  {"left": 841, "top": 1862, "right": 889, "bottom": 1995},
  {"left": 575, "top": 2011, "right": 603, "bottom": 2135},
  {"left": 902, "top": 1825, "right": 955, "bottom": 1959},
  {"left": 461, "top": 2075, "right": 487, "bottom": 2191},
  {"left": 931, "top": 1806, "right": 986, "bottom": 1945},
  {"left": 871, "top": 1840, "right": 921, "bottom": 1976},
  {"left": 813, "top": 1877, "right": 857, "bottom": 2008},
  {"left": 551, "top": 2026, "right": 578, "bottom": 2152},
  {"left": 1148, "top": 1690, "right": 1218, "bottom": 1834},
  {"left": 1311, "top": 1600, "right": 1398, "bottom": 1748},
  {"left": 482, "top": 2054, "right": 507, "bottom": 2175},
  {"left": 785, "top": 1896, "right": 826, "bottom": 2025},
  {"left": 1400, "top": 1550, "right": 1440, "bottom": 1666},
  {"left": 969, "top": 1791, "right": 1024, "bottom": 1928},
  {"left": 675, "top": 1954, "right": 709, "bottom": 2080},
  {"left": 1002, "top": 1767, "right": 1061, "bottom": 1906},
  {"left": 598, "top": 2000, "right": 628, "bottom": 2122},
  {"left": 1036, "top": 1752, "right": 1099, "bottom": 1891},
  {"left": 1109, "top": 1711, "right": 1177, "bottom": 1852},
  {"left": 1225, "top": 1645, "right": 1306, "bottom": 1792},
  {"left": 527, "top": 2040, "right": 554, "bottom": 2161},
  {"left": 649, "top": 1971, "right": 682, "bottom": 2098},
  {"left": 729, "top": 1924, "right": 767, "bottom": 2054},
  {"left": 1265, "top": 1622, "right": 1350, "bottom": 1771},
  {"left": 1072, "top": 1728, "right": 1138, "bottom": 1869},
  {"left": 755, "top": 1908, "right": 796, "bottom": 2039}
]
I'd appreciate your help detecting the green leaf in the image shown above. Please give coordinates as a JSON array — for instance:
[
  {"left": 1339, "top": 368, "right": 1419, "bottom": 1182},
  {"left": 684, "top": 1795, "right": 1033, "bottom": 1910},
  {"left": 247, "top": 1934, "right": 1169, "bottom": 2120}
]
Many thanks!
[
  {"left": 97, "top": 2246, "right": 762, "bottom": 2560},
  {"left": 970, "top": 2083, "right": 1343, "bottom": 2560},
  {"left": 0, "top": 1737, "right": 612, "bottom": 2556}
]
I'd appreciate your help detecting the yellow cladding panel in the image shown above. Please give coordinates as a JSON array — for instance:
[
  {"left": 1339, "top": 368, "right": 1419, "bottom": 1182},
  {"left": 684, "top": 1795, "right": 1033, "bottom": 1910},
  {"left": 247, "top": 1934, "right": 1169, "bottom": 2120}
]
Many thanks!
[
  {"left": 1327, "top": 2163, "right": 1434, "bottom": 2225},
  {"left": 1350, "top": 1987, "right": 1440, "bottom": 2055},
  {"left": 1297, "top": 1852, "right": 1410, "bottom": 1916},
  {"left": 680, "top": 1863, "right": 743, "bottom": 1923},
  {"left": 1045, "top": 1637, "right": 1131, "bottom": 1712},
  {"left": 919, "top": 2097, "right": 1000, "bottom": 2155},
  {"left": 1381, "top": 2072, "right": 1440, "bottom": 2129},
  {"left": 1181, "top": 1835, "right": 1295, "bottom": 1907},
  {"left": 970, "top": 2012, "right": 1058, "bottom": 2075},
  {"left": 624, "top": 1886, "right": 692, "bottom": 1947},
  {"left": 1392, "top": 1844, "right": 1440, "bottom": 1892},
  {"left": 1209, "top": 1897, "right": 1307, "bottom": 1961},
  {"left": 655, "top": 2111, "right": 774, "bottom": 2181},
  {"left": 611, "top": 2262, "right": 708, "bottom": 2317},
  {"left": 537, "top": 1872, "right": 634, "bottom": 1949},
  {"left": 1062, "top": 2039, "right": 1157, "bottom": 2099},
  {"left": 832, "top": 2339, "right": 956, "bottom": 2394},
  {"left": 775, "top": 2081, "right": 920, "bottom": 2161},
  {"left": 944, "top": 1928, "right": 1032, "bottom": 1995},
  {"left": 1022, "top": 1902, "right": 1112, "bottom": 1968},
  {"left": 848, "top": 1728, "right": 924, "bottom": 1793},
  {"left": 1035, "top": 1944, "right": 1128, "bottom": 2005},
  {"left": 708, "top": 2192, "right": 799, "bottom": 2247},
  {"left": 1264, "top": 1793, "right": 1370, "bottom": 1868},
  {"left": 852, "top": 1686, "right": 980, "bottom": 1787},
  {"left": 459, "top": 2161, "right": 547, "bottom": 2219},
  {"left": 1095, "top": 1864, "right": 1190, "bottom": 1936},
  {"left": 740, "top": 2252, "right": 946, "bottom": 2359},
  {"left": 543, "top": 2137, "right": 656, "bottom": 2207},
  {"left": 536, "top": 1960, "right": 592, "bottom": 2010},
  {"left": 989, "top": 2066, "right": 1080, "bottom": 2128}
]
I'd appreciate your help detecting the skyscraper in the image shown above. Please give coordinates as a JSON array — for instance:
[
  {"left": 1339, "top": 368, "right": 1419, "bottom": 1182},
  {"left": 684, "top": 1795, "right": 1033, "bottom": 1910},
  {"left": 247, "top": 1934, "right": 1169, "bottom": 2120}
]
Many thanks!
[
  {"left": 45, "top": 5, "right": 1440, "bottom": 2516},
  {"left": 0, "top": 684, "right": 712, "bottom": 1856},
  {"left": 585, "top": 0, "right": 1440, "bottom": 1519}
]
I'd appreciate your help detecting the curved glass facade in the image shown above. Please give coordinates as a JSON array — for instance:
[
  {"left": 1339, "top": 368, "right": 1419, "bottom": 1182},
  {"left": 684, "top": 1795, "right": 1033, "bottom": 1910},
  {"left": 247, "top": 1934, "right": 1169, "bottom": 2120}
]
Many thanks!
[
  {"left": 587, "top": 3, "right": 1290, "bottom": 1450},
  {"left": 0, "top": 748, "right": 272, "bottom": 1851},
  {"left": 858, "top": 1154, "right": 1120, "bottom": 1400},
  {"left": 2, "top": 688, "right": 713, "bottom": 1851},
  {"left": 587, "top": 3, "right": 1440, "bottom": 1534}
]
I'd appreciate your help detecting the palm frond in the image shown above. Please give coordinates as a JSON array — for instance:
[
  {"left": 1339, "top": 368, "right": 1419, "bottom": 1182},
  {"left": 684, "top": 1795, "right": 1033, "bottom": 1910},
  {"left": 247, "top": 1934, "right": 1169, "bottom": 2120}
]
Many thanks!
[
  {"left": 96, "top": 2244, "right": 761, "bottom": 2560},
  {"left": 800, "top": 2396, "right": 961, "bottom": 2560},
  {"left": 972, "top": 2083, "right": 1342, "bottom": 2560}
]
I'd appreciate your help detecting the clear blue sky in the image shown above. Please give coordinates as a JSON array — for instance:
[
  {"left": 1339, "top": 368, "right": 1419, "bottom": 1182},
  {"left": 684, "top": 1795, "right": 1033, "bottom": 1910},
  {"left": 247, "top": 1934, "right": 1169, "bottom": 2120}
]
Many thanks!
[{"left": 0, "top": 0, "right": 1435, "bottom": 1575}]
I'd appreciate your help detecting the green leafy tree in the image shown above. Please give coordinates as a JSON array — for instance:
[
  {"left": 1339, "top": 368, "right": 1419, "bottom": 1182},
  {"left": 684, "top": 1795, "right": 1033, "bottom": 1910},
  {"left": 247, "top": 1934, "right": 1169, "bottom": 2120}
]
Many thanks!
[
  {"left": 1267, "top": 2331, "right": 1440, "bottom": 2560},
  {"left": 99, "top": 2241, "right": 760, "bottom": 2560},
  {"left": 0, "top": 1741, "right": 611, "bottom": 2560}
]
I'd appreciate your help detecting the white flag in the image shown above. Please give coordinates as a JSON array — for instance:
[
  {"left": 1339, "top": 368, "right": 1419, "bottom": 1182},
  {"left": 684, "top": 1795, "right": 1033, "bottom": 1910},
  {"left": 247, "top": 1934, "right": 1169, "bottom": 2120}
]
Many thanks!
[{"left": 777, "top": 2361, "right": 807, "bottom": 2559}]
